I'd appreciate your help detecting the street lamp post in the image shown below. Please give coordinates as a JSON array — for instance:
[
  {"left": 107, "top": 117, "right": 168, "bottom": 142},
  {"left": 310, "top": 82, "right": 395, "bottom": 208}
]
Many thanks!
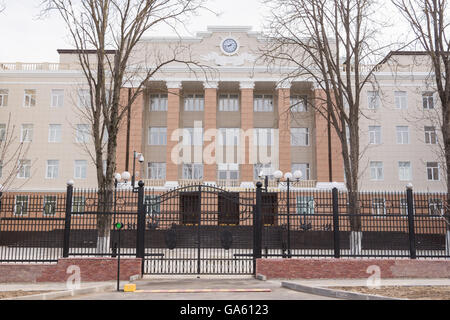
[
  {"left": 131, "top": 151, "right": 144, "bottom": 192},
  {"left": 274, "top": 170, "right": 303, "bottom": 258}
]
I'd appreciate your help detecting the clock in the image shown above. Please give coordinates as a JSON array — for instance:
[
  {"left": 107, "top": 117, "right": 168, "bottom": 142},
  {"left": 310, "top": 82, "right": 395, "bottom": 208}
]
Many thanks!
[{"left": 221, "top": 38, "right": 239, "bottom": 55}]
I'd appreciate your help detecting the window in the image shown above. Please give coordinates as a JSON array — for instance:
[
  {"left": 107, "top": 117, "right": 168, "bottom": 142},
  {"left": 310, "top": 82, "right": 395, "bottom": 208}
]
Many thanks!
[
  {"left": 43, "top": 196, "right": 57, "bottom": 216},
  {"left": 254, "top": 95, "right": 273, "bottom": 112},
  {"left": 76, "top": 124, "right": 90, "bottom": 143},
  {"left": 254, "top": 128, "right": 273, "bottom": 146},
  {"left": 396, "top": 126, "right": 409, "bottom": 144},
  {"left": 23, "top": 89, "right": 36, "bottom": 107},
  {"left": 0, "top": 89, "right": 8, "bottom": 107},
  {"left": 183, "top": 127, "right": 203, "bottom": 146},
  {"left": 78, "top": 89, "right": 91, "bottom": 108},
  {"left": 292, "top": 163, "right": 310, "bottom": 180},
  {"left": 398, "top": 161, "right": 411, "bottom": 181},
  {"left": 20, "top": 124, "right": 33, "bottom": 142},
  {"left": 72, "top": 196, "right": 86, "bottom": 214},
  {"left": 147, "top": 162, "right": 166, "bottom": 179},
  {"left": 148, "top": 127, "right": 167, "bottom": 145},
  {"left": 423, "top": 92, "right": 434, "bottom": 109},
  {"left": 291, "top": 128, "right": 309, "bottom": 146},
  {"left": 0, "top": 161, "right": 2, "bottom": 178},
  {"left": 254, "top": 163, "right": 273, "bottom": 180},
  {"left": 0, "top": 123, "right": 5, "bottom": 141},
  {"left": 46, "top": 160, "right": 59, "bottom": 179},
  {"left": 184, "top": 94, "right": 204, "bottom": 111},
  {"left": 144, "top": 195, "right": 161, "bottom": 218},
  {"left": 428, "top": 198, "right": 443, "bottom": 215},
  {"left": 427, "top": 162, "right": 439, "bottom": 181},
  {"left": 370, "top": 161, "right": 383, "bottom": 180},
  {"left": 290, "top": 95, "right": 307, "bottom": 112},
  {"left": 219, "top": 94, "right": 239, "bottom": 112},
  {"left": 371, "top": 198, "right": 386, "bottom": 215},
  {"left": 48, "top": 124, "right": 62, "bottom": 143},
  {"left": 367, "top": 91, "right": 380, "bottom": 109},
  {"left": 400, "top": 198, "right": 408, "bottom": 215},
  {"left": 425, "top": 126, "right": 437, "bottom": 144},
  {"left": 182, "top": 163, "right": 203, "bottom": 180},
  {"left": 218, "top": 163, "right": 239, "bottom": 180},
  {"left": 74, "top": 160, "right": 87, "bottom": 179},
  {"left": 218, "top": 128, "right": 240, "bottom": 146},
  {"left": 394, "top": 91, "right": 408, "bottom": 109},
  {"left": 369, "top": 126, "right": 381, "bottom": 144},
  {"left": 149, "top": 94, "right": 168, "bottom": 111},
  {"left": 14, "top": 195, "right": 28, "bottom": 216},
  {"left": 296, "top": 196, "right": 315, "bottom": 215},
  {"left": 17, "top": 160, "right": 31, "bottom": 178},
  {"left": 51, "top": 89, "right": 64, "bottom": 108}
]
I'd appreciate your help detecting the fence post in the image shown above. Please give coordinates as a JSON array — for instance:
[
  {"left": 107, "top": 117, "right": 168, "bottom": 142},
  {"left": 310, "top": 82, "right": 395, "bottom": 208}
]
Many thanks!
[
  {"left": 63, "top": 180, "right": 74, "bottom": 258},
  {"left": 136, "top": 181, "right": 145, "bottom": 263},
  {"left": 406, "top": 184, "right": 416, "bottom": 259},
  {"left": 253, "top": 182, "right": 263, "bottom": 275},
  {"left": 332, "top": 187, "right": 340, "bottom": 258}
]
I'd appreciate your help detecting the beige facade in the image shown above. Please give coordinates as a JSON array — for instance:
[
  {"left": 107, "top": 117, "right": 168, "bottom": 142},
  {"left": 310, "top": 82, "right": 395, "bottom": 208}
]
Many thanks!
[{"left": 0, "top": 26, "right": 446, "bottom": 192}]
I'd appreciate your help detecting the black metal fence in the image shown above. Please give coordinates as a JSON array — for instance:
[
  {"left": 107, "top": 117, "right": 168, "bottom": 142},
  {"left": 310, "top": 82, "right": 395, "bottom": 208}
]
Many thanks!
[{"left": 0, "top": 183, "right": 449, "bottom": 273}]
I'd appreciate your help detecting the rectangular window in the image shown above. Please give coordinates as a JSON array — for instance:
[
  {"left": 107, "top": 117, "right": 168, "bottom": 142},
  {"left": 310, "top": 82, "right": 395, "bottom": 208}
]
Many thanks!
[
  {"left": 290, "top": 95, "right": 307, "bottom": 112},
  {"left": 147, "top": 162, "right": 166, "bottom": 179},
  {"left": 371, "top": 198, "right": 386, "bottom": 215},
  {"left": 148, "top": 127, "right": 167, "bottom": 145},
  {"left": 423, "top": 92, "right": 434, "bottom": 109},
  {"left": 51, "top": 89, "right": 64, "bottom": 108},
  {"left": 144, "top": 195, "right": 161, "bottom": 218},
  {"left": 21, "top": 124, "right": 33, "bottom": 142},
  {"left": 425, "top": 126, "right": 437, "bottom": 144},
  {"left": 0, "top": 89, "right": 8, "bottom": 107},
  {"left": 296, "top": 196, "right": 315, "bottom": 215},
  {"left": 46, "top": 160, "right": 59, "bottom": 179},
  {"left": 394, "top": 91, "right": 408, "bottom": 109},
  {"left": 43, "top": 195, "right": 57, "bottom": 216},
  {"left": 398, "top": 161, "right": 411, "bottom": 181},
  {"left": 78, "top": 89, "right": 91, "bottom": 108},
  {"left": 292, "top": 163, "right": 310, "bottom": 180},
  {"left": 74, "top": 160, "right": 87, "bottom": 179},
  {"left": 48, "top": 124, "right": 62, "bottom": 143},
  {"left": 76, "top": 124, "right": 90, "bottom": 143},
  {"left": 428, "top": 198, "right": 443, "bottom": 215},
  {"left": 0, "top": 123, "right": 6, "bottom": 141},
  {"left": 254, "top": 163, "right": 274, "bottom": 180},
  {"left": 400, "top": 198, "right": 408, "bottom": 215},
  {"left": 17, "top": 160, "right": 31, "bottom": 179},
  {"left": 254, "top": 94, "right": 274, "bottom": 112},
  {"left": 182, "top": 163, "right": 203, "bottom": 180},
  {"left": 369, "top": 126, "right": 381, "bottom": 144},
  {"left": 219, "top": 94, "right": 239, "bottom": 112},
  {"left": 254, "top": 128, "right": 273, "bottom": 146},
  {"left": 291, "top": 128, "right": 309, "bottom": 146},
  {"left": 183, "top": 127, "right": 203, "bottom": 146},
  {"left": 426, "top": 162, "right": 440, "bottom": 181},
  {"left": 184, "top": 94, "right": 204, "bottom": 111},
  {"left": 367, "top": 91, "right": 380, "bottom": 109},
  {"left": 396, "top": 126, "right": 409, "bottom": 144},
  {"left": 149, "top": 94, "right": 168, "bottom": 111},
  {"left": 14, "top": 195, "right": 28, "bottom": 216},
  {"left": 218, "top": 128, "right": 239, "bottom": 146},
  {"left": 72, "top": 196, "right": 86, "bottom": 214},
  {"left": 370, "top": 161, "right": 383, "bottom": 180},
  {"left": 24, "top": 89, "right": 36, "bottom": 107},
  {"left": 217, "top": 163, "right": 239, "bottom": 180}
]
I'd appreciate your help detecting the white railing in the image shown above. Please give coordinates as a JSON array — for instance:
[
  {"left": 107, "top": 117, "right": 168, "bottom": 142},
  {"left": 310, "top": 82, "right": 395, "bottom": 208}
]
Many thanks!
[
  {"left": 0, "top": 62, "right": 72, "bottom": 71},
  {"left": 217, "top": 180, "right": 241, "bottom": 188},
  {"left": 143, "top": 179, "right": 165, "bottom": 187}
]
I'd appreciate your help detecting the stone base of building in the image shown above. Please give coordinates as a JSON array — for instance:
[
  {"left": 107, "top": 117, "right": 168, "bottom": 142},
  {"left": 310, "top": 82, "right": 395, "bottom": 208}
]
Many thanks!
[
  {"left": 0, "top": 258, "right": 142, "bottom": 283},
  {"left": 256, "top": 258, "right": 450, "bottom": 279}
]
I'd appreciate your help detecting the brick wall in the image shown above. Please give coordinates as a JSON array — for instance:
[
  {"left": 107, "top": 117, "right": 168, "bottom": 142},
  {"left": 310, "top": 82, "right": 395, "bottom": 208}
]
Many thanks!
[
  {"left": 0, "top": 258, "right": 142, "bottom": 283},
  {"left": 256, "top": 258, "right": 450, "bottom": 279}
]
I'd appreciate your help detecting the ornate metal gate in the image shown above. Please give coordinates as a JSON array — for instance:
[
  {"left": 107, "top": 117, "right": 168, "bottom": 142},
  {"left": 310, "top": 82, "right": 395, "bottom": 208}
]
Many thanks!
[{"left": 141, "top": 185, "right": 256, "bottom": 274}]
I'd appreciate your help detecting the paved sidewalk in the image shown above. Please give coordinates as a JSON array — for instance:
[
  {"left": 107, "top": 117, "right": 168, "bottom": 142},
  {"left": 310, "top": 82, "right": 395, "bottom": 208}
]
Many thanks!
[
  {"left": 284, "top": 278, "right": 450, "bottom": 287},
  {"left": 0, "top": 281, "right": 115, "bottom": 292}
]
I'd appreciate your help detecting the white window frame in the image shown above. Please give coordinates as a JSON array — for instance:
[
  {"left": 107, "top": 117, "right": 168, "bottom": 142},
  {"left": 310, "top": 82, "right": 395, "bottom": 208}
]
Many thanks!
[
  {"left": 74, "top": 160, "right": 87, "bottom": 179},
  {"left": 428, "top": 198, "right": 443, "bottom": 215},
  {"left": 76, "top": 124, "right": 90, "bottom": 143},
  {"left": 148, "top": 127, "right": 167, "bottom": 146},
  {"left": 0, "top": 123, "right": 6, "bottom": 141},
  {"left": 394, "top": 91, "right": 408, "bottom": 109},
  {"left": 368, "top": 126, "right": 381, "bottom": 145},
  {"left": 48, "top": 124, "right": 62, "bottom": 143},
  {"left": 254, "top": 94, "right": 274, "bottom": 112},
  {"left": 426, "top": 162, "right": 440, "bottom": 181},
  {"left": 367, "top": 91, "right": 380, "bottom": 109},
  {"left": 149, "top": 94, "right": 168, "bottom": 111},
  {"left": 17, "top": 160, "right": 31, "bottom": 179},
  {"left": 217, "top": 163, "right": 240, "bottom": 180},
  {"left": 184, "top": 94, "right": 204, "bottom": 111},
  {"left": 291, "top": 128, "right": 309, "bottom": 146},
  {"left": 218, "top": 94, "right": 239, "bottom": 112},
  {"left": 14, "top": 195, "right": 29, "bottom": 216},
  {"left": 254, "top": 163, "right": 274, "bottom": 180},
  {"left": 51, "top": 89, "right": 64, "bottom": 108},
  {"left": 292, "top": 163, "right": 310, "bottom": 180},
  {"left": 78, "top": 89, "right": 91, "bottom": 108},
  {"left": 370, "top": 161, "right": 383, "bottom": 181},
  {"left": 290, "top": 95, "right": 308, "bottom": 112},
  {"left": 183, "top": 127, "right": 203, "bottom": 146},
  {"left": 43, "top": 195, "right": 57, "bottom": 216},
  {"left": 23, "top": 89, "right": 36, "bottom": 107},
  {"left": 425, "top": 126, "right": 437, "bottom": 144},
  {"left": 396, "top": 126, "right": 409, "bottom": 144},
  {"left": 72, "top": 196, "right": 86, "bottom": 214},
  {"left": 147, "top": 162, "right": 166, "bottom": 179},
  {"left": 371, "top": 198, "right": 386, "bottom": 215},
  {"left": 20, "top": 124, "right": 33, "bottom": 142},
  {"left": 398, "top": 161, "right": 412, "bottom": 181},
  {"left": 0, "top": 89, "right": 8, "bottom": 107},
  {"left": 422, "top": 92, "right": 435, "bottom": 110},
  {"left": 46, "top": 160, "right": 59, "bottom": 179},
  {"left": 182, "top": 163, "right": 203, "bottom": 180}
]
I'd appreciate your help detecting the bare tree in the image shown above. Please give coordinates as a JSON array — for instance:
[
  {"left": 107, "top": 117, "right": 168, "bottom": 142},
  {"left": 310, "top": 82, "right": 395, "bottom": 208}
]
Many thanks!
[
  {"left": 393, "top": 0, "right": 450, "bottom": 195},
  {"left": 262, "top": 0, "right": 392, "bottom": 253},
  {"left": 41, "top": 0, "right": 207, "bottom": 253}
]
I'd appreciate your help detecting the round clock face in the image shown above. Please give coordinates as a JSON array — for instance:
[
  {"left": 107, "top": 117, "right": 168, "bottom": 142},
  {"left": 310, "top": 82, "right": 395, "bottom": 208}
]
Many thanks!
[{"left": 221, "top": 38, "right": 238, "bottom": 55}]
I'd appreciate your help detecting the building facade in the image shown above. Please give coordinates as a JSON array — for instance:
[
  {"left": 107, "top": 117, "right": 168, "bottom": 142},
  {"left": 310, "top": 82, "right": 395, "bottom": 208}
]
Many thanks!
[{"left": 0, "top": 26, "right": 446, "bottom": 192}]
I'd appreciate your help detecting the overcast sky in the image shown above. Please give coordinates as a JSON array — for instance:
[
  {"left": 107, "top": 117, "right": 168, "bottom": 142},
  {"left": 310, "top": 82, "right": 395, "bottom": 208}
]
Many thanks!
[{"left": 0, "top": 0, "right": 268, "bottom": 62}]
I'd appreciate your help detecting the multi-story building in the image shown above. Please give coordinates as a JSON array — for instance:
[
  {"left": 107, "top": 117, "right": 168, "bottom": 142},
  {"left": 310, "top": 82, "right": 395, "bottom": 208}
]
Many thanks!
[{"left": 0, "top": 26, "right": 446, "bottom": 192}]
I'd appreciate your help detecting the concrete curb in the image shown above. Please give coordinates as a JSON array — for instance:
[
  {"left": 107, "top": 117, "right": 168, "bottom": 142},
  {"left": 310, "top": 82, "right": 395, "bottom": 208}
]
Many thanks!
[
  {"left": 1, "top": 283, "right": 116, "bottom": 301},
  {"left": 281, "top": 281, "right": 404, "bottom": 300},
  {"left": 255, "top": 274, "right": 267, "bottom": 281}
]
